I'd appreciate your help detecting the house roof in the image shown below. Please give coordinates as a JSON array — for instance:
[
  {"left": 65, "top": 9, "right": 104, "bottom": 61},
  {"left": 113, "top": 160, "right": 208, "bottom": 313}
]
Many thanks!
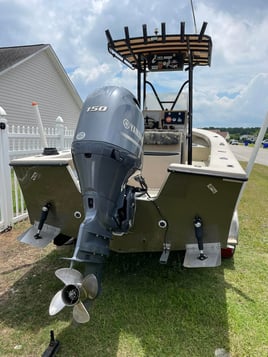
[
  {"left": 0, "top": 44, "right": 48, "bottom": 72},
  {"left": 0, "top": 44, "right": 82, "bottom": 107},
  {"left": 210, "top": 129, "right": 229, "bottom": 139}
]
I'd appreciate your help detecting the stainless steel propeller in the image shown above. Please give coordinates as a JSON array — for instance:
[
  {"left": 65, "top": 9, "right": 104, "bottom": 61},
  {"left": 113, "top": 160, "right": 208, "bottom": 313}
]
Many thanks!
[{"left": 49, "top": 268, "right": 98, "bottom": 323}]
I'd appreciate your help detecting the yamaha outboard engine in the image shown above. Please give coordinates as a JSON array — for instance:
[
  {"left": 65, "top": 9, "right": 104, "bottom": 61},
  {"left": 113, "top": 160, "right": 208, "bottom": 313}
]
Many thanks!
[{"left": 49, "top": 86, "right": 144, "bottom": 322}]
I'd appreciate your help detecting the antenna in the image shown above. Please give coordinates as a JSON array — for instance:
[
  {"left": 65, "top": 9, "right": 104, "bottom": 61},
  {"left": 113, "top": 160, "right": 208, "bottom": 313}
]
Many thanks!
[{"left": 190, "top": 0, "right": 198, "bottom": 34}]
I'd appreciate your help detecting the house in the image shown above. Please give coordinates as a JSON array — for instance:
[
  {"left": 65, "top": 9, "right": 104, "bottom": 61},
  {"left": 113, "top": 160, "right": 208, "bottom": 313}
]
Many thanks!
[
  {"left": 240, "top": 134, "right": 256, "bottom": 143},
  {"left": 210, "top": 129, "right": 230, "bottom": 141},
  {"left": 0, "top": 44, "right": 83, "bottom": 130}
]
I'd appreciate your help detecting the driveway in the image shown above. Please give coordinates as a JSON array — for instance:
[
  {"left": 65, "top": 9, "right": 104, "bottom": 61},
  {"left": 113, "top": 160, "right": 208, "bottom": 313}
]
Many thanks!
[{"left": 230, "top": 144, "right": 268, "bottom": 167}]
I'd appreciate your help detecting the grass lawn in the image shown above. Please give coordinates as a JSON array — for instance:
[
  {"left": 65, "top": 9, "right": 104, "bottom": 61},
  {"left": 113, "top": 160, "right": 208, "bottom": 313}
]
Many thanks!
[{"left": 0, "top": 163, "right": 267, "bottom": 357}]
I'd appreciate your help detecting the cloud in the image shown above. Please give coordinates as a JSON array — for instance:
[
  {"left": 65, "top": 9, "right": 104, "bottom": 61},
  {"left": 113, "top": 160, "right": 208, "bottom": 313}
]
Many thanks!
[
  {"left": 187, "top": 1, "right": 268, "bottom": 127},
  {"left": 0, "top": 0, "right": 267, "bottom": 126},
  {"left": 194, "top": 73, "right": 268, "bottom": 127}
]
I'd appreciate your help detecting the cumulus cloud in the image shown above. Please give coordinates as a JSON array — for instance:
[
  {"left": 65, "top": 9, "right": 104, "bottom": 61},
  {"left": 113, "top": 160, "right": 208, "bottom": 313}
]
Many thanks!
[
  {"left": 190, "top": 1, "right": 268, "bottom": 126},
  {"left": 0, "top": 0, "right": 267, "bottom": 126},
  {"left": 194, "top": 73, "right": 268, "bottom": 127}
]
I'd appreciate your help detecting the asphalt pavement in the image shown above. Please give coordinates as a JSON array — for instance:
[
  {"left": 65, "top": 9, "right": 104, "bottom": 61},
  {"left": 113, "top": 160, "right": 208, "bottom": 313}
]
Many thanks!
[{"left": 230, "top": 144, "right": 268, "bottom": 167}]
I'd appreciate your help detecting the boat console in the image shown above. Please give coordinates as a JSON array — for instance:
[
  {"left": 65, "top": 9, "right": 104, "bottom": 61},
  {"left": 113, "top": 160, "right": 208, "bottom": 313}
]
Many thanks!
[
  {"left": 143, "top": 109, "right": 188, "bottom": 163},
  {"left": 106, "top": 21, "right": 212, "bottom": 165}
]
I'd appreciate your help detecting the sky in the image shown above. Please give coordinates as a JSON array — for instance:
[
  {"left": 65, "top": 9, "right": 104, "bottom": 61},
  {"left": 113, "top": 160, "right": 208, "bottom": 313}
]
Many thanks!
[{"left": 0, "top": 0, "right": 267, "bottom": 127}]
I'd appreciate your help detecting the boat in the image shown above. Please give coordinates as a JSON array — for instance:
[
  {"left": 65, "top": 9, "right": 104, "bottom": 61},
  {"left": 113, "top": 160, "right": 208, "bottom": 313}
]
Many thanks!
[{"left": 10, "top": 21, "right": 248, "bottom": 323}]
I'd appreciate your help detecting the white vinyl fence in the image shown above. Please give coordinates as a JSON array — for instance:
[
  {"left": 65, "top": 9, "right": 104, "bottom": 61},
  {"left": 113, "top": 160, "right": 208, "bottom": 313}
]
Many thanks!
[{"left": 0, "top": 106, "right": 74, "bottom": 232}]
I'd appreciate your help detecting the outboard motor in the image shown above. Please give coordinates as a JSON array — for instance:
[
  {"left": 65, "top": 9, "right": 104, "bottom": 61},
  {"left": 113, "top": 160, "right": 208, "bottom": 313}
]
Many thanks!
[
  {"left": 49, "top": 86, "right": 144, "bottom": 323},
  {"left": 72, "top": 85, "right": 144, "bottom": 262}
]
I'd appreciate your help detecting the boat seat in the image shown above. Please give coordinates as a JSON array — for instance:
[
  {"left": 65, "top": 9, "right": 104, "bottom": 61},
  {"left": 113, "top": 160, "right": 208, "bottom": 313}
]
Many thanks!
[
  {"left": 143, "top": 129, "right": 181, "bottom": 156},
  {"left": 144, "top": 129, "right": 180, "bottom": 145}
]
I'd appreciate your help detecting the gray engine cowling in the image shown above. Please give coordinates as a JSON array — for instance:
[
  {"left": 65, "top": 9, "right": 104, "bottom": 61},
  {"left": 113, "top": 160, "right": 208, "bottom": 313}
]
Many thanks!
[{"left": 71, "top": 86, "right": 144, "bottom": 269}]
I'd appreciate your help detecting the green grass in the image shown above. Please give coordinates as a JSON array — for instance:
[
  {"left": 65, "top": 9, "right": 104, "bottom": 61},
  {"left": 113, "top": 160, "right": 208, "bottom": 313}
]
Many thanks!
[
  {"left": 11, "top": 168, "right": 27, "bottom": 213},
  {"left": 0, "top": 163, "right": 267, "bottom": 357}
]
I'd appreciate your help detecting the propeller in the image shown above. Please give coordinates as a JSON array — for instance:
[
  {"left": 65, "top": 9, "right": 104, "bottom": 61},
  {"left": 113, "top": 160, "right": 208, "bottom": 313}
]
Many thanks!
[{"left": 49, "top": 268, "right": 98, "bottom": 323}]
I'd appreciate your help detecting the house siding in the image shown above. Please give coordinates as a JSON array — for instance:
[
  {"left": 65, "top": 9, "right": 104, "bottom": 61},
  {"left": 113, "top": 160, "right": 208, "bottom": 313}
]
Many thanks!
[{"left": 0, "top": 48, "right": 82, "bottom": 130}]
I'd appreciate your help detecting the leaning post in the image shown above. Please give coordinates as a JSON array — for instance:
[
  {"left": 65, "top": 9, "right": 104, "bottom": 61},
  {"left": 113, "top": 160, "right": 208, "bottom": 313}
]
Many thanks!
[{"left": 0, "top": 107, "right": 13, "bottom": 230}]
